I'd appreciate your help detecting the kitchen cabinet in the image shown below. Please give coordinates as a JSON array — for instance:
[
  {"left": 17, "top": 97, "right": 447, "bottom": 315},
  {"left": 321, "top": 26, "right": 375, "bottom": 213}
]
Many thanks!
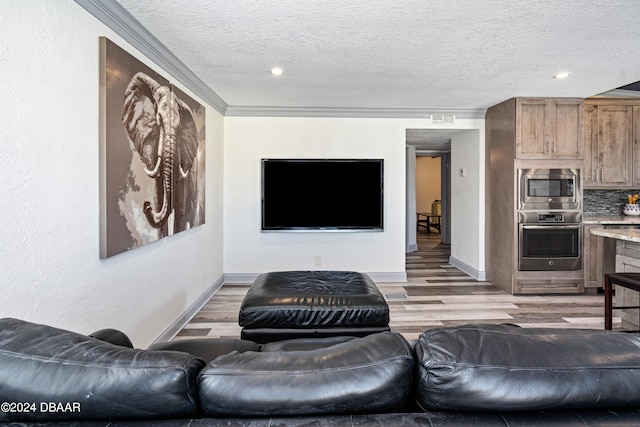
[
  {"left": 515, "top": 98, "right": 583, "bottom": 159},
  {"left": 588, "top": 228, "right": 640, "bottom": 329},
  {"left": 615, "top": 240, "right": 640, "bottom": 330},
  {"left": 583, "top": 224, "right": 605, "bottom": 289},
  {"left": 583, "top": 103, "right": 633, "bottom": 187},
  {"left": 589, "top": 229, "right": 640, "bottom": 330},
  {"left": 634, "top": 106, "right": 640, "bottom": 187},
  {"left": 583, "top": 223, "right": 640, "bottom": 289},
  {"left": 515, "top": 278, "right": 583, "bottom": 294}
]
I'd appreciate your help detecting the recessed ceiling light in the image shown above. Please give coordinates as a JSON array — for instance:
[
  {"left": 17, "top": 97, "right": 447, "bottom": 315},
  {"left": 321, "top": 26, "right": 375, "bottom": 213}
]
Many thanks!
[
  {"left": 270, "top": 67, "right": 284, "bottom": 76},
  {"left": 554, "top": 72, "right": 571, "bottom": 79}
]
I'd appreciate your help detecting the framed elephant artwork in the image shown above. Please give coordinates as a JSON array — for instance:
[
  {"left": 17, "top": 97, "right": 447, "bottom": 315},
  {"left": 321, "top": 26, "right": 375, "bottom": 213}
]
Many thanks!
[{"left": 99, "top": 37, "right": 206, "bottom": 258}]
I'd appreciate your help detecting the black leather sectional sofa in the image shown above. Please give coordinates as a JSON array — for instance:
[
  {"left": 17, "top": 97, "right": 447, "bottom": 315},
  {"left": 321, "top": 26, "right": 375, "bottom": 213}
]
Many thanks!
[{"left": 3, "top": 317, "right": 640, "bottom": 426}]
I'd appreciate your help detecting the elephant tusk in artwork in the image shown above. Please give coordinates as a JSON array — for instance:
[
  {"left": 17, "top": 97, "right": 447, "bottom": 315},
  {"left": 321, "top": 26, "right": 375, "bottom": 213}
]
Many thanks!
[
  {"left": 143, "top": 134, "right": 175, "bottom": 228},
  {"left": 144, "top": 156, "right": 162, "bottom": 177}
]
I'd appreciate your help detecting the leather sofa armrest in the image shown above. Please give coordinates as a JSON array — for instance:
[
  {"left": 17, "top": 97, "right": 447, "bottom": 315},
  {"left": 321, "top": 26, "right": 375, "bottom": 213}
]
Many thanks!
[
  {"left": 88, "top": 328, "right": 134, "bottom": 348},
  {"left": 0, "top": 318, "right": 204, "bottom": 422}
]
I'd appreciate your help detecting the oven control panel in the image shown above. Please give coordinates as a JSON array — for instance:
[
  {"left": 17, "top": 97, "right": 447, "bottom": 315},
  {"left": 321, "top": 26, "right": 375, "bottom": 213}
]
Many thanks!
[
  {"left": 518, "top": 211, "right": 582, "bottom": 224},
  {"left": 538, "top": 213, "right": 564, "bottom": 222}
]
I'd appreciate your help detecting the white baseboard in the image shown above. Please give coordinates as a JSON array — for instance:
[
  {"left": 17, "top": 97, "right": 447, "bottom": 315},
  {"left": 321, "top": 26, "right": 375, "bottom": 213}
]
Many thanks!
[
  {"left": 449, "top": 256, "right": 486, "bottom": 281},
  {"left": 406, "top": 243, "right": 418, "bottom": 252},
  {"left": 225, "top": 271, "right": 407, "bottom": 283},
  {"left": 224, "top": 273, "right": 260, "bottom": 283},
  {"left": 366, "top": 272, "right": 407, "bottom": 282},
  {"left": 151, "top": 275, "right": 225, "bottom": 346}
]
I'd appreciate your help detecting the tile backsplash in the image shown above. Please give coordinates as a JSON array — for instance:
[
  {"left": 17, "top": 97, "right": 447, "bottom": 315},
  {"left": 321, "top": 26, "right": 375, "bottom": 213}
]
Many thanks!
[{"left": 583, "top": 189, "right": 640, "bottom": 216}]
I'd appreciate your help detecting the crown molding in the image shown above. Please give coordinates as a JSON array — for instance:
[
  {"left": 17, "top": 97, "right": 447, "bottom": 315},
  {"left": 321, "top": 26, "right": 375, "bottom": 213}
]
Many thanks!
[
  {"left": 75, "top": 0, "right": 228, "bottom": 115},
  {"left": 225, "top": 106, "right": 487, "bottom": 119},
  {"left": 75, "top": 0, "right": 488, "bottom": 120}
]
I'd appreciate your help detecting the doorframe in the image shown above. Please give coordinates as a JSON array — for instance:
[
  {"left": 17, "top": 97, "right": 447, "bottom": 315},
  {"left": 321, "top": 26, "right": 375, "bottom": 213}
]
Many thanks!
[
  {"left": 440, "top": 153, "right": 451, "bottom": 244},
  {"left": 405, "top": 146, "right": 418, "bottom": 252}
]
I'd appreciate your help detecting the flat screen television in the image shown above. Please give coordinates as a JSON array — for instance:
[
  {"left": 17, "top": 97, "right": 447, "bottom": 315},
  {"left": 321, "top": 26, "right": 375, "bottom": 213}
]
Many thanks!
[{"left": 261, "top": 158, "right": 384, "bottom": 231}]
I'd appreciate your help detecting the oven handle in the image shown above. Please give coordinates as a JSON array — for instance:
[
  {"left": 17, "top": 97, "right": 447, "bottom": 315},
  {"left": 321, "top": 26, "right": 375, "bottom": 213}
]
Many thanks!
[{"left": 520, "top": 224, "right": 581, "bottom": 230}]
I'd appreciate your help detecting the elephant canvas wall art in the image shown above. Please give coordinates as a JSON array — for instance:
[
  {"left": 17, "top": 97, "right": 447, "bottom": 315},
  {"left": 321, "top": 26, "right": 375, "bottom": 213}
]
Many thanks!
[{"left": 99, "top": 38, "right": 205, "bottom": 258}]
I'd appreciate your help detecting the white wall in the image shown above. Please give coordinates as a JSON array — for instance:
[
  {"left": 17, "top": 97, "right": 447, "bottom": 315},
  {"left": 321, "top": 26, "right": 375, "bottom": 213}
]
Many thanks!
[
  {"left": 224, "top": 117, "right": 412, "bottom": 280},
  {"left": 450, "top": 129, "right": 486, "bottom": 279},
  {"left": 223, "top": 117, "right": 486, "bottom": 281},
  {"left": 0, "top": 1, "right": 225, "bottom": 347}
]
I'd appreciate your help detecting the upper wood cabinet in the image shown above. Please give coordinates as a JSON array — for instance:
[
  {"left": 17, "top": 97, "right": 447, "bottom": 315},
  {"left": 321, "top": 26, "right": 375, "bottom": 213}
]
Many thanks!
[
  {"left": 515, "top": 98, "right": 584, "bottom": 159},
  {"left": 583, "top": 103, "right": 633, "bottom": 187},
  {"left": 634, "top": 106, "right": 640, "bottom": 187}
]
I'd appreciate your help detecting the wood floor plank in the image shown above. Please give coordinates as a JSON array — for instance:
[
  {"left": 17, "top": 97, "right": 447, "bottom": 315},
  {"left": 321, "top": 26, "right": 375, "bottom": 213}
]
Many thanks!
[{"left": 172, "top": 232, "right": 623, "bottom": 341}]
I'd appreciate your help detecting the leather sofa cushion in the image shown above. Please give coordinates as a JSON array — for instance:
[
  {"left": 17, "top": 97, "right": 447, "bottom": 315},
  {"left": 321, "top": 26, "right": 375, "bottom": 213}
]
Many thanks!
[
  {"left": 239, "top": 270, "right": 389, "bottom": 329},
  {"left": 198, "top": 331, "right": 414, "bottom": 417},
  {"left": 148, "top": 337, "right": 260, "bottom": 362},
  {"left": 261, "top": 335, "right": 357, "bottom": 352},
  {"left": 0, "top": 318, "right": 205, "bottom": 422},
  {"left": 415, "top": 324, "right": 640, "bottom": 412}
]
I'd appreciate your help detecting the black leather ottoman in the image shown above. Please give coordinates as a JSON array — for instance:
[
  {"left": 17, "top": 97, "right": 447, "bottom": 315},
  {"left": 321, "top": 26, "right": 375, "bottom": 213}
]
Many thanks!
[{"left": 239, "top": 270, "right": 390, "bottom": 343}]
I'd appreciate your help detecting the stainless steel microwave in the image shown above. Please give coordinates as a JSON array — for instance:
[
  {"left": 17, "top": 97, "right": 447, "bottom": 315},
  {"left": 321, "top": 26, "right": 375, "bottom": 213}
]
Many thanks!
[{"left": 518, "top": 169, "right": 581, "bottom": 210}]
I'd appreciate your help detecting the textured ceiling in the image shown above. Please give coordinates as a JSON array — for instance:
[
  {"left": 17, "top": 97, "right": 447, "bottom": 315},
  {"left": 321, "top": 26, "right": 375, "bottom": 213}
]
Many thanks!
[{"left": 115, "top": 0, "right": 640, "bottom": 112}]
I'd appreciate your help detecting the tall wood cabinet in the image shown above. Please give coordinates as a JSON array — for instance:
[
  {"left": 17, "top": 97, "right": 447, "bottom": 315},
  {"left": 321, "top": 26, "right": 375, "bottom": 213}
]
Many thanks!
[
  {"left": 486, "top": 97, "right": 584, "bottom": 295},
  {"left": 515, "top": 98, "right": 584, "bottom": 159}
]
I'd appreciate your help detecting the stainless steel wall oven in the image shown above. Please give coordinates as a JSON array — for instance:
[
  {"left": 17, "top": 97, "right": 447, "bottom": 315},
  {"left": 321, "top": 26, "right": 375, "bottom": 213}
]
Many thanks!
[{"left": 518, "top": 212, "right": 582, "bottom": 271}]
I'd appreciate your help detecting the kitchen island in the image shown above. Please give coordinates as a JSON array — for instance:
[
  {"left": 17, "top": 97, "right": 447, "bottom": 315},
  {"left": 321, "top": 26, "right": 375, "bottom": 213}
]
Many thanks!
[
  {"left": 590, "top": 227, "right": 640, "bottom": 242},
  {"left": 590, "top": 227, "right": 640, "bottom": 330},
  {"left": 582, "top": 217, "right": 640, "bottom": 291},
  {"left": 583, "top": 215, "right": 640, "bottom": 225}
]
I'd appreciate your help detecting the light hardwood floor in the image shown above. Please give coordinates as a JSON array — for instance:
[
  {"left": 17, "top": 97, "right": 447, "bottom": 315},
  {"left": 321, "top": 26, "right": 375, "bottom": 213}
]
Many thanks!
[{"left": 173, "top": 232, "right": 618, "bottom": 342}]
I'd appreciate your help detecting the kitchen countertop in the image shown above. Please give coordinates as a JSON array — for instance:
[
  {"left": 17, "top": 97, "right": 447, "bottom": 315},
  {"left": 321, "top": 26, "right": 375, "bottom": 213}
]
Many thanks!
[
  {"left": 582, "top": 215, "right": 640, "bottom": 224},
  {"left": 590, "top": 227, "right": 640, "bottom": 243}
]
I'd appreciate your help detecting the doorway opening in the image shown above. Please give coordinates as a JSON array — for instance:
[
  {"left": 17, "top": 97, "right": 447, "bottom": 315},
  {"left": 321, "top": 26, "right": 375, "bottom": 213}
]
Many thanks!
[
  {"left": 406, "top": 129, "right": 459, "bottom": 252},
  {"left": 416, "top": 155, "right": 444, "bottom": 236},
  {"left": 405, "top": 128, "right": 485, "bottom": 281}
]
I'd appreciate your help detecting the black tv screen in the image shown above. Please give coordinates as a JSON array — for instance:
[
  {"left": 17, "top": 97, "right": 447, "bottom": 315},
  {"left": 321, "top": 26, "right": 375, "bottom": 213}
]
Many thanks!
[{"left": 261, "top": 159, "right": 384, "bottom": 231}]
